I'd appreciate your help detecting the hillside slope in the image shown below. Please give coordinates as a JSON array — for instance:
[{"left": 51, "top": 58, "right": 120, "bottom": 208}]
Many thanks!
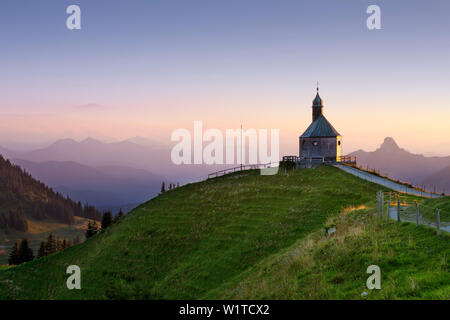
[
  {"left": 0, "top": 155, "right": 104, "bottom": 264},
  {"left": 0, "top": 166, "right": 448, "bottom": 299},
  {"left": 0, "top": 155, "right": 102, "bottom": 232}
]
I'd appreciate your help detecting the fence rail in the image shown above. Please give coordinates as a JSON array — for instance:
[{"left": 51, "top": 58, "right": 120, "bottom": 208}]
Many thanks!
[
  {"left": 207, "top": 162, "right": 278, "bottom": 179},
  {"left": 282, "top": 155, "right": 299, "bottom": 162},
  {"left": 282, "top": 155, "right": 356, "bottom": 164},
  {"left": 376, "top": 191, "right": 448, "bottom": 236},
  {"left": 337, "top": 155, "right": 357, "bottom": 164}
]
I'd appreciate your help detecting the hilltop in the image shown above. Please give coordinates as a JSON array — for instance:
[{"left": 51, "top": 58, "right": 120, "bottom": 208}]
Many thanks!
[{"left": 0, "top": 166, "right": 448, "bottom": 299}]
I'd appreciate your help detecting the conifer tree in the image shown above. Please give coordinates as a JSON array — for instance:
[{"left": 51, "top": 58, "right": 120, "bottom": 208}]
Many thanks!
[
  {"left": 101, "top": 211, "right": 112, "bottom": 230},
  {"left": 113, "top": 209, "right": 125, "bottom": 224},
  {"left": 56, "top": 239, "right": 63, "bottom": 251},
  {"left": 86, "top": 220, "right": 99, "bottom": 238},
  {"left": 61, "top": 239, "right": 67, "bottom": 250},
  {"left": 45, "top": 233, "right": 57, "bottom": 254},
  {"left": 18, "top": 238, "right": 34, "bottom": 263},
  {"left": 86, "top": 221, "right": 93, "bottom": 238},
  {"left": 8, "top": 240, "right": 19, "bottom": 265},
  {"left": 37, "top": 241, "right": 47, "bottom": 258}
]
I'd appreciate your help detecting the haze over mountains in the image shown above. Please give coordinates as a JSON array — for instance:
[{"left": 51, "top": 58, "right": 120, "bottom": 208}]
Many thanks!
[
  {"left": 0, "top": 137, "right": 229, "bottom": 211},
  {"left": 0, "top": 138, "right": 169, "bottom": 171},
  {"left": 11, "top": 159, "right": 163, "bottom": 210},
  {"left": 350, "top": 137, "right": 450, "bottom": 194},
  {"left": 423, "top": 167, "right": 450, "bottom": 195},
  {"left": 2, "top": 135, "right": 448, "bottom": 212}
]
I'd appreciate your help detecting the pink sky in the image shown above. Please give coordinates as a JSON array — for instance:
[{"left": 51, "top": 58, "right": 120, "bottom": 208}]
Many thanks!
[
  {"left": 1, "top": 1, "right": 449, "bottom": 157},
  {"left": 1, "top": 87, "right": 449, "bottom": 157}
]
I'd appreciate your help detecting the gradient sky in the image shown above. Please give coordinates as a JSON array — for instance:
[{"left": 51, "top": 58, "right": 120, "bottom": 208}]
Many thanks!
[{"left": 0, "top": 0, "right": 449, "bottom": 156}]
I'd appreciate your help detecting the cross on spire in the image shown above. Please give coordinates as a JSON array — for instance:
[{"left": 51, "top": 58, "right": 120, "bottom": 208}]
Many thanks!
[{"left": 316, "top": 81, "right": 319, "bottom": 92}]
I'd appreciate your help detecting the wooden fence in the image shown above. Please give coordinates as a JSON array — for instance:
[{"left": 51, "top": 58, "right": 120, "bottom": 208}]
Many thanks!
[
  {"left": 282, "top": 155, "right": 356, "bottom": 164},
  {"left": 207, "top": 162, "right": 279, "bottom": 179},
  {"left": 337, "top": 155, "right": 357, "bottom": 164},
  {"left": 376, "top": 191, "right": 446, "bottom": 236}
]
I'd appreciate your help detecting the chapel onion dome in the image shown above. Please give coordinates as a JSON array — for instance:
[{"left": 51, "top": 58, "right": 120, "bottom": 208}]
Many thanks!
[{"left": 313, "top": 92, "right": 323, "bottom": 107}]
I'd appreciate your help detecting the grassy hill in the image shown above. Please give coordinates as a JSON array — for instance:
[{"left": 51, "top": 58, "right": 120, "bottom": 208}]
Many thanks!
[{"left": 0, "top": 166, "right": 448, "bottom": 299}]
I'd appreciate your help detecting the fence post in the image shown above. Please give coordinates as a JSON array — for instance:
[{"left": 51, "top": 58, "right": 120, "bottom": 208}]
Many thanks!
[
  {"left": 415, "top": 201, "right": 419, "bottom": 226},
  {"left": 436, "top": 208, "right": 440, "bottom": 237},
  {"left": 380, "top": 192, "right": 384, "bottom": 219},
  {"left": 387, "top": 192, "right": 391, "bottom": 222},
  {"left": 376, "top": 192, "right": 380, "bottom": 218},
  {"left": 397, "top": 195, "right": 401, "bottom": 223}
]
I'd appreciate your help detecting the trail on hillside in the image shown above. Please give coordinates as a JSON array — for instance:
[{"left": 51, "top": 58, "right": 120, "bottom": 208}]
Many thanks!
[
  {"left": 335, "top": 164, "right": 442, "bottom": 198},
  {"left": 388, "top": 206, "right": 450, "bottom": 232}
]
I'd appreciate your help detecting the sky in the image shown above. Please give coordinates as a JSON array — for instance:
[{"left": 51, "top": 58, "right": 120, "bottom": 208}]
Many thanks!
[{"left": 0, "top": 0, "right": 449, "bottom": 156}]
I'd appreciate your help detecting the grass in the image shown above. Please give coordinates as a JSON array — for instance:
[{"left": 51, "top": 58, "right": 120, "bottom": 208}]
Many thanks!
[
  {"left": 0, "top": 165, "right": 447, "bottom": 299},
  {"left": 208, "top": 207, "right": 449, "bottom": 299},
  {"left": 421, "top": 197, "right": 450, "bottom": 220}
]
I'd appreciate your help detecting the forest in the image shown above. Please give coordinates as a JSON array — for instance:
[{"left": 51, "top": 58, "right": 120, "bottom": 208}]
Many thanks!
[{"left": 0, "top": 155, "right": 102, "bottom": 233}]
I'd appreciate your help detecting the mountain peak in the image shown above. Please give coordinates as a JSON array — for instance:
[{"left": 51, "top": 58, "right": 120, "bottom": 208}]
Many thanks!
[
  {"left": 380, "top": 137, "right": 400, "bottom": 151},
  {"left": 50, "top": 138, "right": 78, "bottom": 147},
  {"left": 80, "top": 137, "right": 103, "bottom": 145}
]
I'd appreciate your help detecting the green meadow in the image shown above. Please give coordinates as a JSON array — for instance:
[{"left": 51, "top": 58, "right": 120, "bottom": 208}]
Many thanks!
[{"left": 0, "top": 166, "right": 448, "bottom": 299}]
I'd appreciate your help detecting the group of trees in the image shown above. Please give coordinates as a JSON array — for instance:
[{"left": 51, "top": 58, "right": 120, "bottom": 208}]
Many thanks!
[
  {"left": 8, "top": 233, "right": 82, "bottom": 266},
  {"left": 37, "top": 233, "right": 73, "bottom": 258},
  {"left": 0, "top": 155, "right": 103, "bottom": 233},
  {"left": 8, "top": 239, "right": 34, "bottom": 265},
  {"left": 8, "top": 208, "right": 127, "bottom": 265},
  {"left": 160, "top": 182, "right": 180, "bottom": 194},
  {"left": 86, "top": 209, "right": 125, "bottom": 239}
]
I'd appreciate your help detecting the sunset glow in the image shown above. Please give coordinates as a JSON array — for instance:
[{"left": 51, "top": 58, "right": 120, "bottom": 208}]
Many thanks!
[{"left": 0, "top": 0, "right": 449, "bottom": 156}]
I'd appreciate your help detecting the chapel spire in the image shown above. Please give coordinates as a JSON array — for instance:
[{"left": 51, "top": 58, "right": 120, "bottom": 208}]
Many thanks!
[{"left": 312, "top": 84, "right": 323, "bottom": 122}]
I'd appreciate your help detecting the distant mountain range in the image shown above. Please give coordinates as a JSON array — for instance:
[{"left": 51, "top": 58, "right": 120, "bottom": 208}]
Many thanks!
[
  {"left": 0, "top": 137, "right": 169, "bottom": 171},
  {"left": 1, "top": 136, "right": 449, "bottom": 209},
  {"left": 423, "top": 166, "right": 450, "bottom": 194},
  {"left": 0, "top": 137, "right": 225, "bottom": 181},
  {"left": 350, "top": 137, "right": 450, "bottom": 194},
  {"left": 11, "top": 159, "right": 163, "bottom": 209},
  {"left": 0, "top": 137, "right": 229, "bottom": 210}
]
